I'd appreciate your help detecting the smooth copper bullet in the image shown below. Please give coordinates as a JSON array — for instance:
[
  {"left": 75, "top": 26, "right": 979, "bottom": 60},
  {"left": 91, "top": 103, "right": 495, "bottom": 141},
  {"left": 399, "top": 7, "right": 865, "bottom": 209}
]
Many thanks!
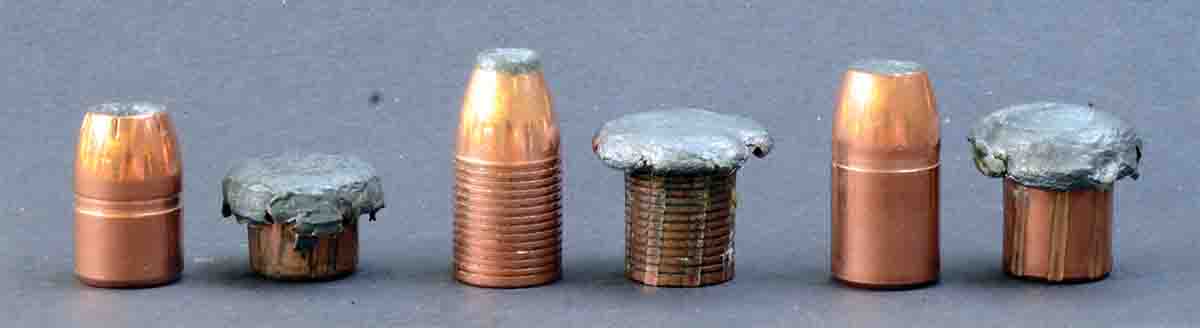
[
  {"left": 593, "top": 108, "right": 772, "bottom": 287},
  {"left": 968, "top": 102, "right": 1142, "bottom": 283},
  {"left": 221, "top": 153, "right": 384, "bottom": 281},
  {"left": 74, "top": 102, "right": 183, "bottom": 288},
  {"left": 454, "top": 48, "right": 562, "bottom": 288},
  {"left": 831, "top": 60, "right": 940, "bottom": 289}
]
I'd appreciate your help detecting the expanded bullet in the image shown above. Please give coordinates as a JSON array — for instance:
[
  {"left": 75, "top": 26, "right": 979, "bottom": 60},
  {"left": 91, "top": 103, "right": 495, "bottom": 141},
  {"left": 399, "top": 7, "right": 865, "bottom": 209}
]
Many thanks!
[
  {"left": 74, "top": 102, "right": 183, "bottom": 288},
  {"left": 831, "top": 59, "right": 940, "bottom": 289},
  {"left": 221, "top": 153, "right": 385, "bottom": 281},
  {"left": 593, "top": 108, "right": 772, "bottom": 287},
  {"left": 454, "top": 48, "right": 562, "bottom": 288},
  {"left": 968, "top": 102, "right": 1142, "bottom": 283}
]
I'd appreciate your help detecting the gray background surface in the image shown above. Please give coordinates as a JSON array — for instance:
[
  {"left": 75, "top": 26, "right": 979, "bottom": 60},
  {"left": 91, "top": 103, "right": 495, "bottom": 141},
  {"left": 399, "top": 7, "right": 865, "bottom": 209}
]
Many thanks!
[{"left": 1, "top": 1, "right": 1196, "bottom": 327}]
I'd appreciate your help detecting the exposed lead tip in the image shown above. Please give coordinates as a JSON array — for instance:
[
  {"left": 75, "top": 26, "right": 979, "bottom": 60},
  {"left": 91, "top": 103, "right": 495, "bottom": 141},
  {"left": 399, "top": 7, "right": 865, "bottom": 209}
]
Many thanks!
[
  {"left": 849, "top": 59, "right": 925, "bottom": 76},
  {"left": 475, "top": 48, "right": 542, "bottom": 74},
  {"left": 89, "top": 102, "right": 165, "bottom": 117}
]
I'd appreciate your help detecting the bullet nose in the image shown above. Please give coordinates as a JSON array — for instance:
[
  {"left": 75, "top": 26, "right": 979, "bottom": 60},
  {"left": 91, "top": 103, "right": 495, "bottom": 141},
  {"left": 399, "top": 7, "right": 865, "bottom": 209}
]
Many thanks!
[
  {"left": 74, "top": 102, "right": 183, "bottom": 288},
  {"left": 456, "top": 48, "right": 559, "bottom": 164},
  {"left": 832, "top": 59, "right": 939, "bottom": 169}
]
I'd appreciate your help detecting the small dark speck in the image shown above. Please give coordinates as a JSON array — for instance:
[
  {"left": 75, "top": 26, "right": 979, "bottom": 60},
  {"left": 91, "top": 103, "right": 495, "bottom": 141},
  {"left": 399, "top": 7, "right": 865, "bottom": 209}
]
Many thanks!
[
  {"left": 368, "top": 91, "right": 383, "bottom": 106},
  {"left": 1087, "top": 102, "right": 1095, "bottom": 108}
]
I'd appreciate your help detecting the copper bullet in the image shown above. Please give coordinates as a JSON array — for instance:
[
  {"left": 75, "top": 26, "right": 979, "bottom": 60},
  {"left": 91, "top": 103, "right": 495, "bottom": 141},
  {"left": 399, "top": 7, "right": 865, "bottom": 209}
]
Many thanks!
[
  {"left": 831, "top": 60, "right": 940, "bottom": 289},
  {"left": 74, "top": 102, "right": 183, "bottom": 288},
  {"left": 968, "top": 102, "right": 1142, "bottom": 283},
  {"left": 593, "top": 108, "right": 772, "bottom": 287},
  {"left": 454, "top": 48, "right": 562, "bottom": 288},
  {"left": 221, "top": 153, "right": 385, "bottom": 281}
]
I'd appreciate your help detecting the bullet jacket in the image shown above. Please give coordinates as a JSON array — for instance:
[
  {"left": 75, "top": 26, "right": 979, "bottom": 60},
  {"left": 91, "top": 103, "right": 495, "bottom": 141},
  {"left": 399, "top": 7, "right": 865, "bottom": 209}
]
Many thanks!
[
  {"left": 74, "top": 102, "right": 183, "bottom": 288},
  {"left": 831, "top": 60, "right": 940, "bottom": 289},
  {"left": 454, "top": 48, "right": 562, "bottom": 288}
]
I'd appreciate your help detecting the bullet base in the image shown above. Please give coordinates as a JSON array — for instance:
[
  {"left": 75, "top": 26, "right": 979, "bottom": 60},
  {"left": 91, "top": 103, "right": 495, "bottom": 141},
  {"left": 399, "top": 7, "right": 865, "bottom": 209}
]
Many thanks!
[
  {"left": 247, "top": 221, "right": 358, "bottom": 281},
  {"left": 1003, "top": 179, "right": 1112, "bottom": 284},
  {"left": 624, "top": 172, "right": 737, "bottom": 288},
  {"left": 74, "top": 203, "right": 183, "bottom": 290},
  {"left": 627, "top": 268, "right": 734, "bottom": 288},
  {"left": 77, "top": 273, "right": 180, "bottom": 289},
  {"left": 454, "top": 271, "right": 561, "bottom": 289},
  {"left": 1005, "top": 271, "right": 1109, "bottom": 284},
  {"left": 833, "top": 276, "right": 938, "bottom": 290}
]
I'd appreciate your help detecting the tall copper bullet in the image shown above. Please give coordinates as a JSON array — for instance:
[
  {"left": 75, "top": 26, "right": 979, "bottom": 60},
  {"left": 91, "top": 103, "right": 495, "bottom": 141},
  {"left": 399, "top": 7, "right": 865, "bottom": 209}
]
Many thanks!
[
  {"left": 968, "top": 102, "right": 1142, "bottom": 283},
  {"left": 831, "top": 60, "right": 940, "bottom": 289},
  {"left": 593, "top": 108, "right": 772, "bottom": 287},
  {"left": 454, "top": 48, "right": 562, "bottom": 288},
  {"left": 221, "top": 153, "right": 384, "bottom": 281},
  {"left": 74, "top": 102, "right": 183, "bottom": 288}
]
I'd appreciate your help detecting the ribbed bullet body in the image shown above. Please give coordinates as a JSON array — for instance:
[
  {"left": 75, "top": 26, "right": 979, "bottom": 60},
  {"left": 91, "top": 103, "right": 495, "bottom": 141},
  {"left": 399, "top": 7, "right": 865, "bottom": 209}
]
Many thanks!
[
  {"left": 831, "top": 60, "right": 940, "bottom": 289},
  {"left": 1003, "top": 179, "right": 1112, "bottom": 282},
  {"left": 454, "top": 48, "right": 561, "bottom": 288},
  {"left": 625, "top": 173, "right": 736, "bottom": 287},
  {"left": 74, "top": 102, "right": 183, "bottom": 288}
]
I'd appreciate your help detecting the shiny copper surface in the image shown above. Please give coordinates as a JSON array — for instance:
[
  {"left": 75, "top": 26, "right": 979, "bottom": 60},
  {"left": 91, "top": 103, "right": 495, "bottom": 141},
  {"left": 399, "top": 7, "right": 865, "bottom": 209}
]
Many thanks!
[
  {"left": 247, "top": 221, "right": 357, "bottom": 281},
  {"left": 831, "top": 62, "right": 940, "bottom": 288},
  {"left": 453, "top": 49, "right": 561, "bottom": 288},
  {"left": 625, "top": 173, "right": 736, "bottom": 287},
  {"left": 1003, "top": 179, "right": 1112, "bottom": 283},
  {"left": 74, "top": 105, "right": 183, "bottom": 288}
]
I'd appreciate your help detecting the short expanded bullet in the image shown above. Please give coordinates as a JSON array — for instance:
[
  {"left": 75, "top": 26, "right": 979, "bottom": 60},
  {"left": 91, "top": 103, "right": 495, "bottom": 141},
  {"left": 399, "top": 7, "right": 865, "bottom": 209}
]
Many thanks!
[
  {"left": 74, "top": 102, "right": 183, "bottom": 288},
  {"left": 454, "top": 48, "right": 562, "bottom": 288},
  {"left": 593, "top": 108, "right": 772, "bottom": 287},
  {"left": 221, "top": 153, "right": 385, "bottom": 281},
  {"left": 968, "top": 102, "right": 1142, "bottom": 283},
  {"left": 831, "top": 59, "right": 941, "bottom": 289}
]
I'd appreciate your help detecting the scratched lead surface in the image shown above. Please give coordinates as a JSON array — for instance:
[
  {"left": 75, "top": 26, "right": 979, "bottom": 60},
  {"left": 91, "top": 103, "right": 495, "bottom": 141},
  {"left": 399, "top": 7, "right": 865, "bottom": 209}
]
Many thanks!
[
  {"left": 592, "top": 108, "right": 773, "bottom": 175},
  {"left": 849, "top": 59, "right": 924, "bottom": 76},
  {"left": 968, "top": 102, "right": 1142, "bottom": 191},
  {"left": 474, "top": 48, "right": 542, "bottom": 74},
  {"left": 221, "top": 153, "right": 385, "bottom": 236}
]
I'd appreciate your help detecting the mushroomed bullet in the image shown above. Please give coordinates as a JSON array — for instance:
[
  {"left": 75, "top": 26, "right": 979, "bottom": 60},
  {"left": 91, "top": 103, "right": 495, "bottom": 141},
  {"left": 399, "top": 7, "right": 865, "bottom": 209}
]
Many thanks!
[
  {"left": 75, "top": 102, "right": 183, "bottom": 288},
  {"left": 221, "top": 153, "right": 385, "bottom": 281},
  {"left": 968, "top": 102, "right": 1142, "bottom": 283},
  {"left": 593, "top": 108, "right": 772, "bottom": 287},
  {"left": 454, "top": 48, "right": 562, "bottom": 288},
  {"left": 831, "top": 59, "right": 941, "bottom": 289}
]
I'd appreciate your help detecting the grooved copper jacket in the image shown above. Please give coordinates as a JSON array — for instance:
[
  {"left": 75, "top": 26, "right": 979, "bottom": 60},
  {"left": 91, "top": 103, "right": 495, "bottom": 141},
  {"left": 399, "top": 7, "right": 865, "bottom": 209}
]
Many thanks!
[{"left": 453, "top": 48, "right": 562, "bottom": 288}]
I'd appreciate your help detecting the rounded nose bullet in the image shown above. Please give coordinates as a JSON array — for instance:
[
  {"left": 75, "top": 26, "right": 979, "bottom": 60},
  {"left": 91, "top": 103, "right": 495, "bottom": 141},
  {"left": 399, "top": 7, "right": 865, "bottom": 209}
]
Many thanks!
[
  {"left": 968, "top": 102, "right": 1142, "bottom": 283},
  {"left": 454, "top": 48, "right": 562, "bottom": 288},
  {"left": 593, "top": 108, "right": 772, "bottom": 287},
  {"left": 831, "top": 60, "right": 941, "bottom": 289},
  {"left": 74, "top": 102, "right": 183, "bottom": 288}
]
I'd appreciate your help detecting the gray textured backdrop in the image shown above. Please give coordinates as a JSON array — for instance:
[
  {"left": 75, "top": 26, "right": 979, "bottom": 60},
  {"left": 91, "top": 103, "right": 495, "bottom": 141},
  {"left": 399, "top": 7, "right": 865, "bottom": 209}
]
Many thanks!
[{"left": 2, "top": 1, "right": 1197, "bottom": 327}]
